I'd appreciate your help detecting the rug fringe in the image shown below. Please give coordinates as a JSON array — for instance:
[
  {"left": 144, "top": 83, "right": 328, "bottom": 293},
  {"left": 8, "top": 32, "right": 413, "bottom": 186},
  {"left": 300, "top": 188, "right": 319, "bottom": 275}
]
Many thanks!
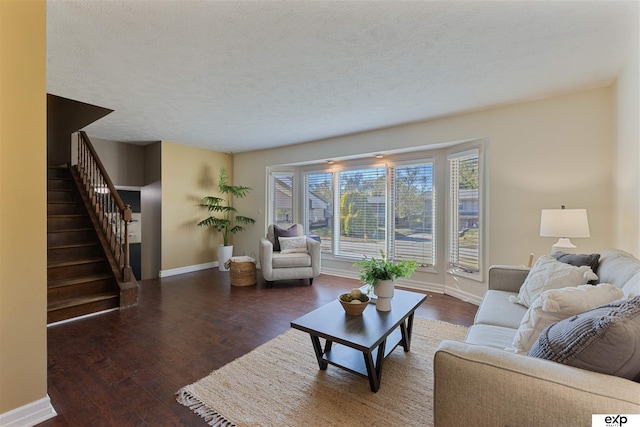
[{"left": 176, "top": 387, "right": 236, "bottom": 427}]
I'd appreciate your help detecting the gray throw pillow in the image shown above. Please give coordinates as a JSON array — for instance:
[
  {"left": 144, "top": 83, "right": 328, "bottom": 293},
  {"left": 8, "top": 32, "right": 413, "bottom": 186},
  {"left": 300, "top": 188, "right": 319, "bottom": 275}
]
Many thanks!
[
  {"left": 528, "top": 296, "right": 640, "bottom": 381},
  {"left": 273, "top": 224, "right": 298, "bottom": 252},
  {"left": 552, "top": 252, "right": 600, "bottom": 284}
]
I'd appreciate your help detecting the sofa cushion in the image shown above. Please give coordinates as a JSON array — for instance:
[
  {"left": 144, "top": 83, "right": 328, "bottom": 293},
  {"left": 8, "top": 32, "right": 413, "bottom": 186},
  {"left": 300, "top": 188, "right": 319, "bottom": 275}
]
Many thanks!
[
  {"left": 528, "top": 296, "right": 640, "bottom": 381},
  {"left": 466, "top": 324, "right": 517, "bottom": 350},
  {"left": 272, "top": 252, "right": 311, "bottom": 268},
  {"left": 272, "top": 224, "right": 298, "bottom": 252},
  {"left": 475, "top": 290, "right": 527, "bottom": 329},
  {"left": 598, "top": 248, "right": 640, "bottom": 290},
  {"left": 278, "top": 236, "right": 308, "bottom": 254},
  {"left": 512, "top": 255, "right": 598, "bottom": 307},
  {"left": 622, "top": 272, "right": 640, "bottom": 298},
  {"left": 508, "top": 283, "right": 625, "bottom": 354}
]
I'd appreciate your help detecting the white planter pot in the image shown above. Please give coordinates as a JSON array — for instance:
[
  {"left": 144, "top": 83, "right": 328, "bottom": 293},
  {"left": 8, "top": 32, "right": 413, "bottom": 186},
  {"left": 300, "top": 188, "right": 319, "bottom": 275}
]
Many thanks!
[
  {"left": 374, "top": 279, "right": 394, "bottom": 311},
  {"left": 217, "top": 245, "right": 233, "bottom": 271}
]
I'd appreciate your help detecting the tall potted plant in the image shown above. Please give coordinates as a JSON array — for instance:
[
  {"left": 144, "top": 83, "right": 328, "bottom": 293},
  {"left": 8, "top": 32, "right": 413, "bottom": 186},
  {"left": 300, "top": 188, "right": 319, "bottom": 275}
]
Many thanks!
[
  {"left": 198, "top": 167, "right": 255, "bottom": 271},
  {"left": 354, "top": 250, "right": 417, "bottom": 311}
]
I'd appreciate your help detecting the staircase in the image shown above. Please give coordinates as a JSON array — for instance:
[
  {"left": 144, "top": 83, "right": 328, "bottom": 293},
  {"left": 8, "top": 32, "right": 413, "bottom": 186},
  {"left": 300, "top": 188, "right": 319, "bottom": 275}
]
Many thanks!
[{"left": 47, "top": 166, "right": 120, "bottom": 323}]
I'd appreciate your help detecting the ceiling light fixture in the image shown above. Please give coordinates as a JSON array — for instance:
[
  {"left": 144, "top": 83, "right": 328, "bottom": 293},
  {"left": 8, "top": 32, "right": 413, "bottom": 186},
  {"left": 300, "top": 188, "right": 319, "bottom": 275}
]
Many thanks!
[{"left": 375, "top": 154, "right": 384, "bottom": 159}]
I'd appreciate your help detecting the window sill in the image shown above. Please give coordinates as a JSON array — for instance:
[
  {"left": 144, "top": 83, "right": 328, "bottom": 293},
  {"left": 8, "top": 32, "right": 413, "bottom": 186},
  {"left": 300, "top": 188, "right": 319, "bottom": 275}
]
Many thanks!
[{"left": 447, "top": 267, "right": 483, "bottom": 282}]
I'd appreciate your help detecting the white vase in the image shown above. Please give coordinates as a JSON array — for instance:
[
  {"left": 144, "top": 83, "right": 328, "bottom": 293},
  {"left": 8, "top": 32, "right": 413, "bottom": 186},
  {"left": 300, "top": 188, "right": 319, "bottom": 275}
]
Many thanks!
[
  {"left": 374, "top": 279, "right": 394, "bottom": 311},
  {"left": 217, "top": 245, "right": 233, "bottom": 272}
]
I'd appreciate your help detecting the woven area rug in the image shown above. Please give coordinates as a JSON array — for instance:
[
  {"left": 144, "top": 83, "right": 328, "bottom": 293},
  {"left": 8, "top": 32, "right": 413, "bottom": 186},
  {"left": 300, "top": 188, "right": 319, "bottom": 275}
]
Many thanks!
[{"left": 177, "top": 317, "right": 467, "bottom": 426}]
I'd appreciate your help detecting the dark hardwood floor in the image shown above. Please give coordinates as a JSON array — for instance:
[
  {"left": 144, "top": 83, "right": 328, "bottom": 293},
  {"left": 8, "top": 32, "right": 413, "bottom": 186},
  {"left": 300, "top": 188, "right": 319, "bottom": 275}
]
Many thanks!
[{"left": 39, "top": 270, "right": 477, "bottom": 426}]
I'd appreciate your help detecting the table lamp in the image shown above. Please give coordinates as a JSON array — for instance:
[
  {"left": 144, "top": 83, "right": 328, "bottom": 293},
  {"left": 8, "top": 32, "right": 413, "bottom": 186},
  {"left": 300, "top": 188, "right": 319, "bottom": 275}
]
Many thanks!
[{"left": 540, "top": 205, "right": 590, "bottom": 254}]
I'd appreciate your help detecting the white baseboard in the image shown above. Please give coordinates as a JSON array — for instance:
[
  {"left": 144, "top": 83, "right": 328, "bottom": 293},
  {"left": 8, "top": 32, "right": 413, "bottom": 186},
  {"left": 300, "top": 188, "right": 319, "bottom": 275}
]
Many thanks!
[
  {"left": 159, "top": 261, "right": 218, "bottom": 278},
  {"left": 444, "top": 285, "right": 482, "bottom": 306},
  {"left": 0, "top": 395, "right": 57, "bottom": 427}
]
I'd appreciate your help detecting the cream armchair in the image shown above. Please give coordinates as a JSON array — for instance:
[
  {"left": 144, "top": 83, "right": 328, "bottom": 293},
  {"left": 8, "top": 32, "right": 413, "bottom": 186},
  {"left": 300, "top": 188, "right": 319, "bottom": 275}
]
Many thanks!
[{"left": 259, "top": 224, "right": 321, "bottom": 286}]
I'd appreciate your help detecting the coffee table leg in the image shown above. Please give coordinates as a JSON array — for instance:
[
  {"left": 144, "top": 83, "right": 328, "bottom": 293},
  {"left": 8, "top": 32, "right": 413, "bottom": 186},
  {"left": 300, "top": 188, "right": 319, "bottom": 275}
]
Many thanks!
[
  {"left": 310, "top": 335, "right": 329, "bottom": 370},
  {"left": 401, "top": 312, "right": 416, "bottom": 352},
  {"left": 363, "top": 339, "right": 386, "bottom": 392}
]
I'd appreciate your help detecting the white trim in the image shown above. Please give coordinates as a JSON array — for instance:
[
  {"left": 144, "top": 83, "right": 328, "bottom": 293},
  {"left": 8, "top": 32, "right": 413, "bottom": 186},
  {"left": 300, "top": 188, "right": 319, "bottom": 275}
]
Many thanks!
[
  {"left": 159, "top": 261, "right": 217, "bottom": 278},
  {"left": 0, "top": 395, "right": 57, "bottom": 427},
  {"left": 444, "top": 285, "right": 482, "bottom": 306},
  {"left": 47, "top": 308, "right": 119, "bottom": 327}
]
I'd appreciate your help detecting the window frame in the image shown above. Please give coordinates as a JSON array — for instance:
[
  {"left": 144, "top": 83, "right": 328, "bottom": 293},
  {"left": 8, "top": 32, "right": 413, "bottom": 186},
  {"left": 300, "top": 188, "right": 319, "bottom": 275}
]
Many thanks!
[
  {"left": 267, "top": 169, "right": 296, "bottom": 226},
  {"left": 388, "top": 158, "right": 437, "bottom": 270},
  {"left": 446, "top": 145, "right": 484, "bottom": 281},
  {"left": 303, "top": 170, "right": 334, "bottom": 254}
]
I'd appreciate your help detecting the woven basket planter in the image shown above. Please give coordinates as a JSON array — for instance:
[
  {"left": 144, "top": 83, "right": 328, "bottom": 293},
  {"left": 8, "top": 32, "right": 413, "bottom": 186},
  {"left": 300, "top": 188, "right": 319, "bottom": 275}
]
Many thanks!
[{"left": 229, "top": 257, "right": 257, "bottom": 287}]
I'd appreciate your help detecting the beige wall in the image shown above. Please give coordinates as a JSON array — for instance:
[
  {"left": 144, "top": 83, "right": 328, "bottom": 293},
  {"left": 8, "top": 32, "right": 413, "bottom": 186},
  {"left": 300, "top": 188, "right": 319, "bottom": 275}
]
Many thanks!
[
  {"left": 0, "top": 0, "right": 48, "bottom": 414},
  {"left": 614, "top": 46, "right": 640, "bottom": 255},
  {"left": 234, "top": 87, "right": 615, "bottom": 300},
  {"left": 160, "top": 141, "right": 233, "bottom": 271},
  {"left": 142, "top": 142, "right": 162, "bottom": 279},
  {"left": 90, "top": 136, "right": 147, "bottom": 187}
]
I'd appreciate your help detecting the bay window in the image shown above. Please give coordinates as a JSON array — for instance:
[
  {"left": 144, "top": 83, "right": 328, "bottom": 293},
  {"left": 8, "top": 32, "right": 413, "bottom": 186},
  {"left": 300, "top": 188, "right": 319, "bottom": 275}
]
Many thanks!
[{"left": 271, "top": 141, "right": 484, "bottom": 278}]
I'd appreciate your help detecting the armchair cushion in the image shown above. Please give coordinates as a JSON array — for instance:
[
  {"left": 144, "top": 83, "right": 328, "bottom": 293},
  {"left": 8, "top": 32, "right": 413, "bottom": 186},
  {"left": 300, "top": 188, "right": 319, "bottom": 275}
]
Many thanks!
[{"left": 272, "top": 252, "right": 311, "bottom": 268}]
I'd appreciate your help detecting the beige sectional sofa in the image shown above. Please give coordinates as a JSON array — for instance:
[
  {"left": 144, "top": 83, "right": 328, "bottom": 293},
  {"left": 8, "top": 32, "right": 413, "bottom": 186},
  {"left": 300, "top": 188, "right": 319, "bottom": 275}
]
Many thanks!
[{"left": 434, "top": 248, "right": 640, "bottom": 427}]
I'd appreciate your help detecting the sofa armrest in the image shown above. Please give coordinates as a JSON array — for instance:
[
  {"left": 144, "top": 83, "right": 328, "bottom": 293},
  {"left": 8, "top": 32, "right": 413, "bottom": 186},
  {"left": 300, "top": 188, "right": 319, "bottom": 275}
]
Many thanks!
[
  {"left": 487, "top": 265, "right": 529, "bottom": 292},
  {"left": 259, "top": 238, "right": 274, "bottom": 278},
  {"left": 434, "top": 340, "right": 640, "bottom": 427},
  {"left": 306, "top": 237, "right": 321, "bottom": 277}
]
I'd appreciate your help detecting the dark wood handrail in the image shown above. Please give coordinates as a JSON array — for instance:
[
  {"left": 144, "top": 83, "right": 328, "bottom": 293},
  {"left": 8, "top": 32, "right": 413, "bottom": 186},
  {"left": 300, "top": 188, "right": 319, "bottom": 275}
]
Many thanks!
[
  {"left": 79, "top": 131, "right": 126, "bottom": 212},
  {"left": 76, "top": 131, "right": 132, "bottom": 282}
]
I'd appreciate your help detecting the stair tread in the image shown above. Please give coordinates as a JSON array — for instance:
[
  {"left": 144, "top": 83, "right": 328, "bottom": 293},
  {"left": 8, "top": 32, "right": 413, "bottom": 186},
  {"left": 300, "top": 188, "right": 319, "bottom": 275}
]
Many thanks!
[
  {"left": 48, "top": 273, "right": 113, "bottom": 288},
  {"left": 48, "top": 292, "right": 119, "bottom": 311},
  {"left": 48, "top": 242, "right": 99, "bottom": 250},
  {"left": 47, "top": 227, "right": 93, "bottom": 233},
  {"left": 48, "top": 257, "right": 106, "bottom": 268}
]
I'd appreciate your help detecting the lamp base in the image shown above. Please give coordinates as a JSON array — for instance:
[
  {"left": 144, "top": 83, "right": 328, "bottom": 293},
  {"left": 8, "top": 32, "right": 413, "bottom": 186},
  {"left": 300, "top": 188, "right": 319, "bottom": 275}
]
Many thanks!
[{"left": 551, "top": 238, "right": 577, "bottom": 254}]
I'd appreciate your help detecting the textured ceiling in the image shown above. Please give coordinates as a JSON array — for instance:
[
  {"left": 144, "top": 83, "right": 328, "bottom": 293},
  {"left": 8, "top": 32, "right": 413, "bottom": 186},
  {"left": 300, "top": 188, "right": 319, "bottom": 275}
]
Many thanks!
[{"left": 46, "top": 1, "right": 639, "bottom": 153}]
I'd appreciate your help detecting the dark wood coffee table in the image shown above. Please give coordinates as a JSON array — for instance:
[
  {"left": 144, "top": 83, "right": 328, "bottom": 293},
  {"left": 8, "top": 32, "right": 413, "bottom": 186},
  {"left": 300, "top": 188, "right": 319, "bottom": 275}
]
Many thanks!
[{"left": 290, "top": 289, "right": 427, "bottom": 392}]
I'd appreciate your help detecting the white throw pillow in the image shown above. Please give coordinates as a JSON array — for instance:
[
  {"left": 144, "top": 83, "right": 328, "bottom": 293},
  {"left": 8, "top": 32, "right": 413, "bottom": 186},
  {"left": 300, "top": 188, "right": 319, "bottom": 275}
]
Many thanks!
[
  {"left": 510, "top": 255, "right": 598, "bottom": 307},
  {"left": 278, "top": 236, "right": 308, "bottom": 254},
  {"left": 508, "top": 283, "right": 624, "bottom": 354}
]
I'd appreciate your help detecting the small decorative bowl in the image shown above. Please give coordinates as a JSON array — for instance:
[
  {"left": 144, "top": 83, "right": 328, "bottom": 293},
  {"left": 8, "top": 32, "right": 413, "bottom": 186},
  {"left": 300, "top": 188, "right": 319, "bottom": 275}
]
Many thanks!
[{"left": 338, "top": 293, "right": 370, "bottom": 316}]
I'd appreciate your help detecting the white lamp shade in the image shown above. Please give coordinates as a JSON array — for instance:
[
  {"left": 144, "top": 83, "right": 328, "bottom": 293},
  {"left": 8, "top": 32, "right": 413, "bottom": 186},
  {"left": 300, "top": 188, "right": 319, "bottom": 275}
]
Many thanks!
[{"left": 540, "top": 208, "right": 590, "bottom": 238}]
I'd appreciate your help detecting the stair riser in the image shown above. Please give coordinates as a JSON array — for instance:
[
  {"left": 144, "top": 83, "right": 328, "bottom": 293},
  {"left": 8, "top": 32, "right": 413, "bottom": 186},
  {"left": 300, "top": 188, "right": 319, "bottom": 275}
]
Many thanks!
[
  {"left": 48, "top": 202, "right": 85, "bottom": 215},
  {"left": 48, "top": 190, "right": 79, "bottom": 203},
  {"left": 48, "top": 260, "right": 110, "bottom": 281},
  {"left": 47, "top": 168, "right": 70, "bottom": 179},
  {"left": 47, "top": 297, "right": 119, "bottom": 324},
  {"left": 48, "top": 230, "right": 97, "bottom": 246},
  {"left": 48, "top": 245, "right": 104, "bottom": 265},
  {"left": 48, "top": 179, "right": 75, "bottom": 190},
  {"left": 48, "top": 278, "right": 118, "bottom": 300},
  {"left": 47, "top": 215, "right": 92, "bottom": 230}
]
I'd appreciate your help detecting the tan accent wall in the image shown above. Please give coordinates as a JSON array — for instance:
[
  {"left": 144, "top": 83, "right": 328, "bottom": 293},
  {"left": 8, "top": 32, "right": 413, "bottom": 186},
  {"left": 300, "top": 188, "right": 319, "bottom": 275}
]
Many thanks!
[
  {"left": 0, "top": 0, "right": 48, "bottom": 413},
  {"left": 234, "top": 87, "right": 615, "bottom": 299},
  {"left": 160, "top": 141, "right": 233, "bottom": 270},
  {"left": 613, "top": 46, "right": 640, "bottom": 255}
]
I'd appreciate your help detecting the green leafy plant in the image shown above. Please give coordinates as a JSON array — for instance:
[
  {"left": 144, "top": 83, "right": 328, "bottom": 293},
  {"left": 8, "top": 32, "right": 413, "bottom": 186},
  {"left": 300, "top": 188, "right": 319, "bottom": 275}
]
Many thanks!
[
  {"left": 354, "top": 250, "right": 417, "bottom": 288},
  {"left": 197, "top": 167, "right": 255, "bottom": 246}
]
